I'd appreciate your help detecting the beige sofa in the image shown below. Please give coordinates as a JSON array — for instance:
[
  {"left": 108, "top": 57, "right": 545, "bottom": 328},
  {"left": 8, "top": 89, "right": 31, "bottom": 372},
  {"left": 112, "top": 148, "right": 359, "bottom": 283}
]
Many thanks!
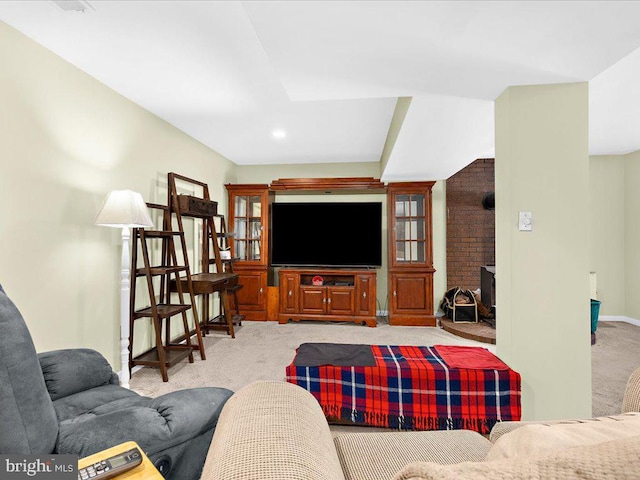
[{"left": 202, "top": 368, "right": 640, "bottom": 480}]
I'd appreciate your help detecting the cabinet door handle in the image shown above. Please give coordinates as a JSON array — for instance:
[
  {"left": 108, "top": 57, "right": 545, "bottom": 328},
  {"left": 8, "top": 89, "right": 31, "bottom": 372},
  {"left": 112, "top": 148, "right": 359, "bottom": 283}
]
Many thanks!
[
  {"left": 322, "top": 298, "right": 326, "bottom": 304},
  {"left": 363, "top": 292, "right": 367, "bottom": 299},
  {"left": 259, "top": 288, "right": 263, "bottom": 295},
  {"left": 288, "top": 290, "right": 292, "bottom": 297},
  {"left": 393, "top": 291, "right": 397, "bottom": 297},
  {"left": 328, "top": 298, "right": 332, "bottom": 304}
]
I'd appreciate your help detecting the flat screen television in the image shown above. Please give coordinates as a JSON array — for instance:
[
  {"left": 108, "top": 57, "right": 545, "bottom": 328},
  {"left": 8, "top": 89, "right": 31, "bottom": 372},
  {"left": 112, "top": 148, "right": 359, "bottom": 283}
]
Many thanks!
[{"left": 271, "top": 202, "right": 382, "bottom": 268}]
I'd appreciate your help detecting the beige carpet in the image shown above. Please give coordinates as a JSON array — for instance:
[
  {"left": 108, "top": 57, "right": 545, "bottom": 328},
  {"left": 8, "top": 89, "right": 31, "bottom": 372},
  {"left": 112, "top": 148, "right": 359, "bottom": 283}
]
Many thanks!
[
  {"left": 130, "top": 318, "right": 640, "bottom": 420},
  {"left": 592, "top": 321, "right": 640, "bottom": 417},
  {"left": 130, "top": 319, "right": 493, "bottom": 398}
]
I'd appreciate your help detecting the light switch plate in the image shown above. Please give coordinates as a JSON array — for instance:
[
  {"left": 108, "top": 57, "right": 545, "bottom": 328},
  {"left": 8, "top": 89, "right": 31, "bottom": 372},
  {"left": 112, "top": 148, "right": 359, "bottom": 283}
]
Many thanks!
[{"left": 519, "top": 211, "right": 532, "bottom": 231}]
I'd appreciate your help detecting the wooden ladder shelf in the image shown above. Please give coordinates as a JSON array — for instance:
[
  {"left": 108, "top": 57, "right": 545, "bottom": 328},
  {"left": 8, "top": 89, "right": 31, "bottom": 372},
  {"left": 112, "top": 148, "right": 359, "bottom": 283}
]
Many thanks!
[
  {"left": 207, "top": 213, "right": 244, "bottom": 333},
  {"left": 168, "top": 173, "right": 243, "bottom": 338},
  {"left": 129, "top": 205, "right": 206, "bottom": 382}
]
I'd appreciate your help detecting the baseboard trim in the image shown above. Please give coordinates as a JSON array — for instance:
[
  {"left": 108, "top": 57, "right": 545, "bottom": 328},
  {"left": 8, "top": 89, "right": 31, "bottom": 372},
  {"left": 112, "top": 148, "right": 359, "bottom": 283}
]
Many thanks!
[
  {"left": 118, "top": 365, "right": 143, "bottom": 380},
  {"left": 599, "top": 315, "right": 640, "bottom": 327}
]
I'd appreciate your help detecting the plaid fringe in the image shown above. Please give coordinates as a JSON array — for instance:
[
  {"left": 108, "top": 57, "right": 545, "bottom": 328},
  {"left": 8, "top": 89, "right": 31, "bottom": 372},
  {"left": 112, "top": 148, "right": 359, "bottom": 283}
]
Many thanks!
[{"left": 327, "top": 408, "right": 497, "bottom": 434}]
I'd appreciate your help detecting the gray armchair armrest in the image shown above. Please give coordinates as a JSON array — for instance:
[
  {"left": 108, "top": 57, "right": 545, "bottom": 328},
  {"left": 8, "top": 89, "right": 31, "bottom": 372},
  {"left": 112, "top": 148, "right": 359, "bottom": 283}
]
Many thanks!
[
  {"left": 38, "top": 348, "right": 117, "bottom": 401},
  {"left": 57, "top": 387, "right": 232, "bottom": 457}
]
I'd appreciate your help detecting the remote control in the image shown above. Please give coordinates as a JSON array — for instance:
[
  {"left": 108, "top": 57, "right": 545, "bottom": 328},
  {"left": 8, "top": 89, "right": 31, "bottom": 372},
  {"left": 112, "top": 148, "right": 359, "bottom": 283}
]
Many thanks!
[{"left": 78, "top": 447, "right": 143, "bottom": 480}]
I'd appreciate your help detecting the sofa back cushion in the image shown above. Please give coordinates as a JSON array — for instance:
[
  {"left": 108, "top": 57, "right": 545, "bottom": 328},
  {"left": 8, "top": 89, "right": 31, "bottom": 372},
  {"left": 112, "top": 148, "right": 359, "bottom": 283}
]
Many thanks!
[
  {"left": 335, "top": 430, "right": 491, "bottom": 480},
  {"left": 392, "top": 435, "right": 640, "bottom": 480},
  {"left": 0, "top": 290, "right": 58, "bottom": 454},
  {"left": 486, "top": 412, "right": 640, "bottom": 460}
]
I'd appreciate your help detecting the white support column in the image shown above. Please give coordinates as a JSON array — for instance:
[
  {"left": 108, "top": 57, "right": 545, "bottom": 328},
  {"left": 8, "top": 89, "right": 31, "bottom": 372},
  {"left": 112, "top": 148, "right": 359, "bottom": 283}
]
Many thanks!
[{"left": 495, "top": 82, "right": 591, "bottom": 420}]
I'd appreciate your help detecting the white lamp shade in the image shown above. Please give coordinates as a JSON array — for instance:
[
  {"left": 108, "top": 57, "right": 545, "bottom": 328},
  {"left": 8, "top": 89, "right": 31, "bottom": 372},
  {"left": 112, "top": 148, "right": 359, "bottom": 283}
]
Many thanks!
[{"left": 95, "top": 190, "right": 154, "bottom": 228}]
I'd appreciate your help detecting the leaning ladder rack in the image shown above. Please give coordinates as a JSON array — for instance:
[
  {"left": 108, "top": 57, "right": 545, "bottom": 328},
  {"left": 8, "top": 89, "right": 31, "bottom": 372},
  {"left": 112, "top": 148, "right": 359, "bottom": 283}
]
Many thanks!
[
  {"left": 128, "top": 203, "right": 205, "bottom": 381},
  {"left": 167, "top": 173, "right": 242, "bottom": 338}
]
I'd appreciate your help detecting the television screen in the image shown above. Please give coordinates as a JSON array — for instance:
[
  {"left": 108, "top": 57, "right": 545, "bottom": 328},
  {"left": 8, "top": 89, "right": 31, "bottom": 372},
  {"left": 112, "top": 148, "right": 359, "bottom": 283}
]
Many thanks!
[{"left": 271, "top": 202, "right": 382, "bottom": 267}]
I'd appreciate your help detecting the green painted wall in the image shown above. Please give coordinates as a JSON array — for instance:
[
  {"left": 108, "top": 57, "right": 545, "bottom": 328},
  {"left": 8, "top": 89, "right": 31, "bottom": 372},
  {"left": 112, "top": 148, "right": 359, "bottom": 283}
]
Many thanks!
[
  {"left": 0, "top": 21, "right": 236, "bottom": 371},
  {"left": 624, "top": 150, "right": 640, "bottom": 320},
  {"left": 589, "top": 156, "right": 625, "bottom": 314},
  {"left": 495, "top": 83, "right": 591, "bottom": 420}
]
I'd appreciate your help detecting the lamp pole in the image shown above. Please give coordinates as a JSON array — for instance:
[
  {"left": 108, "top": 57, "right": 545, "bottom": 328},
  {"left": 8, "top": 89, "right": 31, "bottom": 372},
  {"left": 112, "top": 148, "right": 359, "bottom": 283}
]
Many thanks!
[
  {"left": 119, "top": 226, "right": 132, "bottom": 388},
  {"left": 95, "top": 190, "right": 153, "bottom": 390}
]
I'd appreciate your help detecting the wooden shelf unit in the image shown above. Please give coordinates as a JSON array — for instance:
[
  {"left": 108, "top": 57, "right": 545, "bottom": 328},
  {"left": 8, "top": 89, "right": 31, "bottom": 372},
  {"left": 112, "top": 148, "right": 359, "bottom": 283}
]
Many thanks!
[
  {"left": 132, "top": 346, "right": 193, "bottom": 369},
  {"left": 278, "top": 268, "right": 377, "bottom": 327},
  {"left": 387, "top": 182, "right": 436, "bottom": 326},
  {"left": 226, "top": 184, "right": 273, "bottom": 321},
  {"left": 129, "top": 222, "right": 202, "bottom": 382},
  {"left": 168, "top": 173, "right": 242, "bottom": 338},
  {"left": 222, "top": 177, "right": 437, "bottom": 327},
  {"left": 270, "top": 177, "right": 385, "bottom": 193}
]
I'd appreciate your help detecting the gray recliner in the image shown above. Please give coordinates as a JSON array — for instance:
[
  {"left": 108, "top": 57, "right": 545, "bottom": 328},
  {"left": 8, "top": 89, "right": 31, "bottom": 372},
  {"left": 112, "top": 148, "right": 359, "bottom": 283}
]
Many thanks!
[{"left": 0, "top": 287, "right": 232, "bottom": 480}]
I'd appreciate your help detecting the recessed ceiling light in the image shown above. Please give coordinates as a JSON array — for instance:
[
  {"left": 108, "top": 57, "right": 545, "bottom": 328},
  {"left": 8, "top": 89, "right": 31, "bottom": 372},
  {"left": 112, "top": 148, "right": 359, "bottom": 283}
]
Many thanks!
[
  {"left": 272, "top": 129, "right": 287, "bottom": 139},
  {"left": 50, "top": 1, "right": 94, "bottom": 13}
]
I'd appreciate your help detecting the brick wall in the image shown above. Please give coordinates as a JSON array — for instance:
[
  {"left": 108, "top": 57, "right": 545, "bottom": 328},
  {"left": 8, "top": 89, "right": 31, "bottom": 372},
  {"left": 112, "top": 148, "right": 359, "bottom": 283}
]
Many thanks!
[{"left": 446, "top": 158, "right": 495, "bottom": 291}]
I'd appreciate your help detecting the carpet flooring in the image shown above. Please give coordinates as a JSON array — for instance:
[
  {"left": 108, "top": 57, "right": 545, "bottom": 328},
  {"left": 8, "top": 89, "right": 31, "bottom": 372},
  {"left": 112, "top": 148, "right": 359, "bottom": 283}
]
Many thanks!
[
  {"left": 592, "top": 320, "right": 640, "bottom": 417},
  {"left": 130, "top": 319, "right": 492, "bottom": 399},
  {"left": 130, "top": 318, "right": 640, "bottom": 420}
]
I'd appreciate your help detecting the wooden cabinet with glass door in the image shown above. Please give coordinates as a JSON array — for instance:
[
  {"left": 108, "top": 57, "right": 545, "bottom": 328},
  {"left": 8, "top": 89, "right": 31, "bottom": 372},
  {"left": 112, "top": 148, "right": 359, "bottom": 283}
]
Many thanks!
[
  {"left": 387, "top": 182, "right": 436, "bottom": 326},
  {"left": 225, "top": 184, "right": 273, "bottom": 320}
]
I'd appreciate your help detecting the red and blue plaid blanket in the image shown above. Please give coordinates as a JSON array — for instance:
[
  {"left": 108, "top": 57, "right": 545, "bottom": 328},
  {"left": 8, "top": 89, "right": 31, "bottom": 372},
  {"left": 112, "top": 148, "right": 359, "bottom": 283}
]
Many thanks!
[{"left": 286, "top": 345, "right": 521, "bottom": 434}]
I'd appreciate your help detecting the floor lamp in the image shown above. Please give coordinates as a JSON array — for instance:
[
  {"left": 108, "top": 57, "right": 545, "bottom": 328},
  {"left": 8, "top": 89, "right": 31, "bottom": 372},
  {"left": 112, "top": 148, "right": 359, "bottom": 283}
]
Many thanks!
[{"left": 95, "top": 190, "right": 153, "bottom": 389}]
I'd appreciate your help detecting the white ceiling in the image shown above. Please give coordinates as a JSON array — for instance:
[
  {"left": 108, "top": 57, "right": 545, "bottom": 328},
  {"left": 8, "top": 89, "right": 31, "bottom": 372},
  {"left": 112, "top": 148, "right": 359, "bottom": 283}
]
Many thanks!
[{"left": 1, "top": 1, "right": 639, "bottom": 180}]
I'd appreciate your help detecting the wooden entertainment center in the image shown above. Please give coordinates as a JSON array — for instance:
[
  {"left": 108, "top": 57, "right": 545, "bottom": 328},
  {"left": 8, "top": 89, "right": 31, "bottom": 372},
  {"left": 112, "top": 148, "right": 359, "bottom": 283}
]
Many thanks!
[
  {"left": 278, "top": 268, "right": 377, "bottom": 327},
  {"left": 225, "top": 178, "right": 436, "bottom": 327}
]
